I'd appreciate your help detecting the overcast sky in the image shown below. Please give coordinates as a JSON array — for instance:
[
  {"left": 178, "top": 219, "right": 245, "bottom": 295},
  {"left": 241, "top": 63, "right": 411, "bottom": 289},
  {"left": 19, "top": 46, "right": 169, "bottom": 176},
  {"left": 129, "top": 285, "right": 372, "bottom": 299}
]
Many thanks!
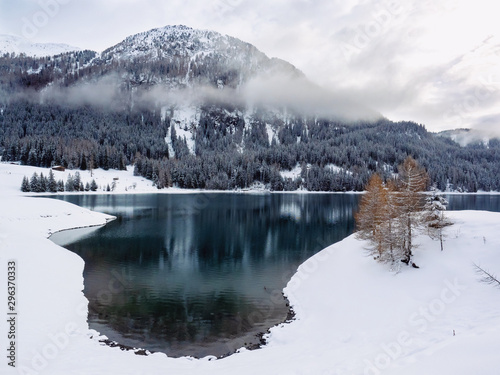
[{"left": 1, "top": 0, "right": 499, "bottom": 134}]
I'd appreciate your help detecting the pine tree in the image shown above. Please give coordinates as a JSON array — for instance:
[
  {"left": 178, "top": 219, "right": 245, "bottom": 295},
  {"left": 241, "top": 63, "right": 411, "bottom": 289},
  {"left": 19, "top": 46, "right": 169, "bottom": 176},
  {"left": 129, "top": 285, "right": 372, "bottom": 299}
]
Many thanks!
[
  {"left": 65, "top": 174, "right": 74, "bottom": 192},
  {"left": 355, "top": 157, "right": 430, "bottom": 268},
  {"left": 48, "top": 169, "right": 57, "bottom": 193},
  {"left": 21, "top": 176, "right": 31, "bottom": 192},
  {"left": 73, "top": 172, "right": 82, "bottom": 191},
  {"left": 57, "top": 180, "right": 65, "bottom": 192},
  {"left": 423, "top": 190, "right": 452, "bottom": 251},
  {"left": 30, "top": 172, "right": 41, "bottom": 193},
  {"left": 39, "top": 172, "right": 47, "bottom": 192},
  {"left": 90, "top": 179, "right": 98, "bottom": 192},
  {"left": 381, "top": 178, "right": 401, "bottom": 264},
  {"left": 80, "top": 154, "right": 87, "bottom": 171}
]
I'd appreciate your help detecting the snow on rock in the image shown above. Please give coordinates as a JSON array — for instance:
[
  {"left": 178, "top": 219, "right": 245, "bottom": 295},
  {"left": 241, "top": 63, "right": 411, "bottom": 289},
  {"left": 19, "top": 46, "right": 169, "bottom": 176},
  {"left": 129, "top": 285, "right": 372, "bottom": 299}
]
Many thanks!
[
  {"left": 1, "top": 162, "right": 500, "bottom": 374},
  {"left": 169, "top": 105, "right": 199, "bottom": 155},
  {"left": 265, "top": 123, "right": 275, "bottom": 146}
]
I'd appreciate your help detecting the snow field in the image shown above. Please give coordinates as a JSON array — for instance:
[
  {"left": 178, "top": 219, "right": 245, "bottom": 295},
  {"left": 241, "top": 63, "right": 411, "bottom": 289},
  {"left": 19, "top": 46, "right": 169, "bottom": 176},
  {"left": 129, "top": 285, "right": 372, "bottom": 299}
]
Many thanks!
[{"left": 0, "top": 163, "right": 499, "bottom": 374}]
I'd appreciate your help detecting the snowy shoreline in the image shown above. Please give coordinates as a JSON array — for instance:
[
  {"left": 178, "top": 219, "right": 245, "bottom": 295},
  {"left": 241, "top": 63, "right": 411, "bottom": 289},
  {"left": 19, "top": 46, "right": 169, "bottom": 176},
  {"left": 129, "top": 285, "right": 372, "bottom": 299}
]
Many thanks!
[
  {"left": 1, "top": 163, "right": 500, "bottom": 374},
  {"left": 6, "top": 163, "right": 500, "bottom": 196}
]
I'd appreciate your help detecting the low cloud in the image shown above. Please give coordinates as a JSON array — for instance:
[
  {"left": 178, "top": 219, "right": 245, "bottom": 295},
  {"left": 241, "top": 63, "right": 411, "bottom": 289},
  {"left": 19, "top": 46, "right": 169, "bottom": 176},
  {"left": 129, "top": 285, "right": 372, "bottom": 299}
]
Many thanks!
[
  {"left": 41, "top": 74, "right": 126, "bottom": 109},
  {"left": 242, "top": 73, "right": 380, "bottom": 121},
  {"left": 2, "top": 1, "right": 500, "bottom": 132},
  {"left": 33, "top": 69, "right": 380, "bottom": 123}
]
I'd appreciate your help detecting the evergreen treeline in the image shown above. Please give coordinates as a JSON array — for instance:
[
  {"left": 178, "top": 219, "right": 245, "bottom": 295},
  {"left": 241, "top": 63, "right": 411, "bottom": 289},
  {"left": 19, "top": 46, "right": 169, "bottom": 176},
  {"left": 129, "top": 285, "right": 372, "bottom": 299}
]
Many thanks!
[
  {"left": 1, "top": 100, "right": 169, "bottom": 170},
  {"left": 21, "top": 170, "right": 99, "bottom": 193},
  {"left": 2, "top": 43, "right": 500, "bottom": 193},
  {"left": 0, "top": 50, "right": 97, "bottom": 92},
  {"left": 132, "top": 112, "right": 500, "bottom": 191},
  {"left": 3, "top": 98, "right": 500, "bottom": 191},
  {"left": 2, "top": 30, "right": 500, "bottom": 192}
]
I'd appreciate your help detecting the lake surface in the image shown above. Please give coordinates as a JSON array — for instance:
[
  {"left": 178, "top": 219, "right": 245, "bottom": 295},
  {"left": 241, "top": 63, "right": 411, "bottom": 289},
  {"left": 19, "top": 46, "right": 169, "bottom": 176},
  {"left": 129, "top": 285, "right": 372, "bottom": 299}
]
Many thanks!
[
  {"left": 445, "top": 194, "right": 500, "bottom": 212},
  {"left": 49, "top": 193, "right": 359, "bottom": 357},
  {"left": 49, "top": 193, "right": 500, "bottom": 358}
]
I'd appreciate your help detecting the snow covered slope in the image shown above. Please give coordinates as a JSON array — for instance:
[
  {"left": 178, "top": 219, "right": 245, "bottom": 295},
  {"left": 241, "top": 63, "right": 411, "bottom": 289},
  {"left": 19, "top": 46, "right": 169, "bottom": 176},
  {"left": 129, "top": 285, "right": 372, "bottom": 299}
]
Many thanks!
[
  {"left": 0, "top": 163, "right": 156, "bottom": 195},
  {"left": 100, "top": 25, "right": 301, "bottom": 88},
  {"left": 0, "top": 34, "right": 80, "bottom": 57},
  {"left": 0, "top": 163, "right": 499, "bottom": 374}
]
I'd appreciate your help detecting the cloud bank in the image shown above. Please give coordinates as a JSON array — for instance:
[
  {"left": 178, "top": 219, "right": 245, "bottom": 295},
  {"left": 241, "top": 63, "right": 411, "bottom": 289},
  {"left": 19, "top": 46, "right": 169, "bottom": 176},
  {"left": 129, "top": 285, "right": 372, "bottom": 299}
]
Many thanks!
[
  {"left": 36, "top": 70, "right": 380, "bottom": 123},
  {"left": 1, "top": 0, "right": 499, "bottom": 133}
]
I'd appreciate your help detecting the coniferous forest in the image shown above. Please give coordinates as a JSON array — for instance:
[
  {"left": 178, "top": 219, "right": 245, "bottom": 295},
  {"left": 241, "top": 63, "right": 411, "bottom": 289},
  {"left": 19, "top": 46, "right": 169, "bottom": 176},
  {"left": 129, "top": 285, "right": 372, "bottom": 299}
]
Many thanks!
[
  {"left": 1, "top": 35, "right": 500, "bottom": 192},
  {"left": 2, "top": 98, "right": 499, "bottom": 192}
]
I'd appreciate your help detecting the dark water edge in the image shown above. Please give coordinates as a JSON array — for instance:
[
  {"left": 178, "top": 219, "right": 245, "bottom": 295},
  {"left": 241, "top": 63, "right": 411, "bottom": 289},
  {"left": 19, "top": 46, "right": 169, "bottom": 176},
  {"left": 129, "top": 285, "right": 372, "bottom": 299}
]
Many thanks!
[
  {"left": 445, "top": 194, "right": 500, "bottom": 212},
  {"left": 47, "top": 192, "right": 500, "bottom": 358},
  {"left": 95, "top": 292, "right": 296, "bottom": 359},
  {"left": 48, "top": 192, "right": 359, "bottom": 358}
]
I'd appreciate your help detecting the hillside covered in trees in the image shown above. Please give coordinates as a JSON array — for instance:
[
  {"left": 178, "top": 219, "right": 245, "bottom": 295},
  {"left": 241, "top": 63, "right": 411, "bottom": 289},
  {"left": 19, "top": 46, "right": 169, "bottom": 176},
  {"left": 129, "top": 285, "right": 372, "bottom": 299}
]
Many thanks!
[
  {"left": 1, "top": 26, "right": 499, "bottom": 192},
  {"left": 2, "top": 99, "right": 499, "bottom": 192}
]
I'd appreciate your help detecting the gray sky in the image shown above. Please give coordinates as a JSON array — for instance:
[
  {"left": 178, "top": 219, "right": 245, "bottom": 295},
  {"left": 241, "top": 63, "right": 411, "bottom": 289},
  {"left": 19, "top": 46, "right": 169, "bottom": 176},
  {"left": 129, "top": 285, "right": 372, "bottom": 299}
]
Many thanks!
[{"left": 1, "top": 0, "right": 500, "bottom": 134}]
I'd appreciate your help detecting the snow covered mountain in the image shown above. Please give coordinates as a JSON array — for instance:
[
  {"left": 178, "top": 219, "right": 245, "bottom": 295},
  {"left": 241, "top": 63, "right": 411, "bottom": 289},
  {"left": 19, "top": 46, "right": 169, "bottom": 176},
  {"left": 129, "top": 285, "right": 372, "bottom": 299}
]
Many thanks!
[
  {"left": 100, "top": 25, "right": 302, "bottom": 89},
  {"left": 0, "top": 25, "right": 379, "bottom": 157},
  {"left": 7, "top": 26, "right": 500, "bottom": 193},
  {"left": 0, "top": 34, "right": 80, "bottom": 57},
  {"left": 0, "top": 25, "right": 377, "bottom": 122}
]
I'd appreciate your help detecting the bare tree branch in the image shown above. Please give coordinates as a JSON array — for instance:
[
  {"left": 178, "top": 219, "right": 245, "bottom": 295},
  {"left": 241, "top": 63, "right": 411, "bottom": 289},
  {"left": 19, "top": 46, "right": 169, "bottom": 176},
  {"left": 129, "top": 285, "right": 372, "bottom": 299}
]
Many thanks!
[{"left": 473, "top": 263, "right": 500, "bottom": 288}]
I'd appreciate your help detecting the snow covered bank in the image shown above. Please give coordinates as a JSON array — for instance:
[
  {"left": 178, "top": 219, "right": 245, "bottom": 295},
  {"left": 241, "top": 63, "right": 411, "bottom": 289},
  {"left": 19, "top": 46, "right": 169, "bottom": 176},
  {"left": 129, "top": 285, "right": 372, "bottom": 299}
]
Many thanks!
[
  {"left": 1, "top": 163, "right": 500, "bottom": 374},
  {"left": 1, "top": 163, "right": 361, "bottom": 195},
  {"left": 0, "top": 163, "right": 157, "bottom": 195}
]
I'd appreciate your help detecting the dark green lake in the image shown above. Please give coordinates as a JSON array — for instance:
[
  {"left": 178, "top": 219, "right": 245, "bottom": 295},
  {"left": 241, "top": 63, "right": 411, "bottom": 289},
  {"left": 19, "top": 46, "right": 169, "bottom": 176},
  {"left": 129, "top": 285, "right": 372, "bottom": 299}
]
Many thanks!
[
  {"left": 49, "top": 193, "right": 500, "bottom": 358},
  {"left": 49, "top": 193, "right": 359, "bottom": 357}
]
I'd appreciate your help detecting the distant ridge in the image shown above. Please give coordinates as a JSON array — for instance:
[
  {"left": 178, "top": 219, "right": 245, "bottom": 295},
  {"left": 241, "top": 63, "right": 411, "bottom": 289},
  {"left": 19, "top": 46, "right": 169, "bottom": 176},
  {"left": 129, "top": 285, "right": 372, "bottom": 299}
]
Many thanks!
[{"left": 0, "top": 34, "right": 80, "bottom": 57}]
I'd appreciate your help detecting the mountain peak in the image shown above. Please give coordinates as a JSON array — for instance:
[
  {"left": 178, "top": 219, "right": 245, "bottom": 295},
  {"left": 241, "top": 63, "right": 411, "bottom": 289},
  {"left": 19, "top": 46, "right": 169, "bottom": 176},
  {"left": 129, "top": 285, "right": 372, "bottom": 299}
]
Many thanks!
[
  {"left": 104, "top": 24, "right": 255, "bottom": 60},
  {"left": 100, "top": 25, "right": 303, "bottom": 89}
]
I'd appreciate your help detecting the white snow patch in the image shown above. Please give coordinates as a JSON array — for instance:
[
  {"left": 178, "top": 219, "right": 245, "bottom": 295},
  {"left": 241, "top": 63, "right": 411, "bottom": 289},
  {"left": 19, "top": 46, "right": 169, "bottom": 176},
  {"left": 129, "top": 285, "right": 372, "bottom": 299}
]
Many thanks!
[
  {"left": 265, "top": 123, "right": 275, "bottom": 146},
  {"left": 168, "top": 105, "right": 199, "bottom": 155},
  {"left": 324, "top": 163, "right": 352, "bottom": 175},
  {"left": 280, "top": 164, "right": 302, "bottom": 180}
]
